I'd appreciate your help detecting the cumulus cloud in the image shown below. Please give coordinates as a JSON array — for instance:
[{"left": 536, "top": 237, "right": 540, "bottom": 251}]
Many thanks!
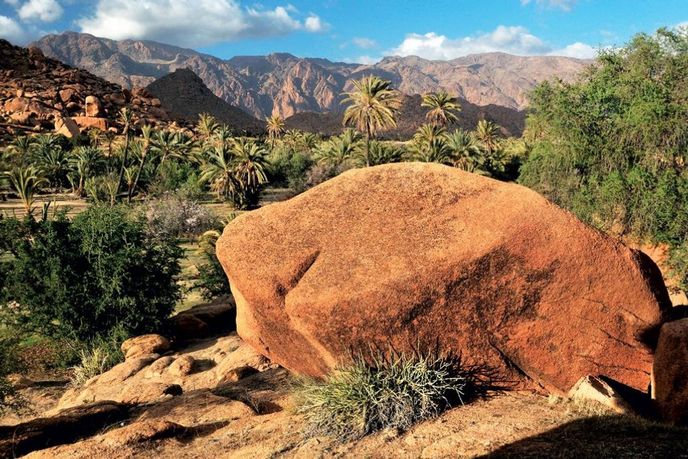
[
  {"left": 304, "top": 14, "right": 328, "bottom": 32},
  {"left": 17, "top": 0, "right": 63, "bottom": 22},
  {"left": 521, "top": 0, "right": 576, "bottom": 11},
  {"left": 77, "top": 0, "right": 328, "bottom": 47},
  {"left": 0, "top": 15, "right": 28, "bottom": 43},
  {"left": 550, "top": 42, "right": 596, "bottom": 58},
  {"left": 390, "top": 26, "right": 596, "bottom": 60},
  {"left": 352, "top": 37, "right": 377, "bottom": 49}
]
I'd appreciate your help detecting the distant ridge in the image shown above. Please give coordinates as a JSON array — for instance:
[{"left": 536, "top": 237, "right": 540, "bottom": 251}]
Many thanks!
[
  {"left": 33, "top": 32, "right": 591, "bottom": 122},
  {"left": 146, "top": 68, "right": 265, "bottom": 135}
]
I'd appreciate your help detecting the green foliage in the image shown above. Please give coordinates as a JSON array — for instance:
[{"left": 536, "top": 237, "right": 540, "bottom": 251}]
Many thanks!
[
  {"left": 70, "top": 326, "right": 126, "bottom": 386},
  {"left": 0, "top": 206, "right": 182, "bottom": 342},
  {"left": 193, "top": 230, "right": 230, "bottom": 300},
  {"left": 295, "top": 349, "right": 471, "bottom": 441},
  {"left": 520, "top": 28, "right": 688, "bottom": 290}
]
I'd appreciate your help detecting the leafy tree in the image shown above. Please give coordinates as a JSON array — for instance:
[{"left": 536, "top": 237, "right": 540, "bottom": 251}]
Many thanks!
[
  {"left": 422, "top": 90, "right": 461, "bottom": 127},
  {"left": 0, "top": 206, "right": 182, "bottom": 342},
  {"left": 343, "top": 76, "right": 401, "bottom": 166},
  {"left": 520, "top": 27, "right": 688, "bottom": 292}
]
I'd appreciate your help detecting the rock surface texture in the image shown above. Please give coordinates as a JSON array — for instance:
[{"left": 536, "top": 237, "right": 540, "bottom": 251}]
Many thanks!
[
  {"left": 652, "top": 318, "right": 688, "bottom": 424},
  {"left": 217, "top": 163, "right": 671, "bottom": 394}
]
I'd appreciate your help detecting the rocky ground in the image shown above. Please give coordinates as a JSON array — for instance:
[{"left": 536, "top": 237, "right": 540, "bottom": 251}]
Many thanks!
[
  {"left": 2, "top": 336, "right": 687, "bottom": 458},
  {"left": 0, "top": 39, "right": 179, "bottom": 142}
]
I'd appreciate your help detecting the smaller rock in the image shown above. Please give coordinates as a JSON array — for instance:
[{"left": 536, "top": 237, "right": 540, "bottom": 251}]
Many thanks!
[
  {"left": 145, "top": 356, "right": 175, "bottom": 379},
  {"left": 71, "top": 116, "right": 108, "bottom": 131},
  {"left": 652, "top": 318, "right": 688, "bottom": 424},
  {"left": 54, "top": 115, "right": 80, "bottom": 138},
  {"left": 84, "top": 95, "right": 102, "bottom": 117},
  {"left": 103, "top": 420, "right": 183, "bottom": 446},
  {"left": 568, "top": 375, "right": 632, "bottom": 414},
  {"left": 169, "top": 314, "right": 210, "bottom": 341},
  {"left": 98, "top": 355, "right": 157, "bottom": 384},
  {"left": 151, "top": 98, "right": 162, "bottom": 107},
  {"left": 120, "top": 382, "right": 182, "bottom": 404},
  {"left": 217, "top": 365, "right": 258, "bottom": 385},
  {"left": 168, "top": 355, "right": 196, "bottom": 377},
  {"left": 121, "top": 334, "right": 170, "bottom": 360},
  {"left": 58, "top": 88, "right": 75, "bottom": 103}
]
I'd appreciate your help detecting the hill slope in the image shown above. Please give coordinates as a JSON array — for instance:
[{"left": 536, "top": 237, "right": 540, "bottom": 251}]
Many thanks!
[
  {"left": 33, "top": 32, "right": 590, "bottom": 120},
  {"left": 146, "top": 68, "right": 265, "bottom": 134}
]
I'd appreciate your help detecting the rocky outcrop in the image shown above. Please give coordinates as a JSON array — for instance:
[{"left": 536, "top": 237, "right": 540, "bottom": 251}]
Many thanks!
[
  {"left": 0, "top": 39, "right": 173, "bottom": 139},
  {"left": 121, "top": 334, "right": 171, "bottom": 360},
  {"left": 652, "top": 318, "right": 688, "bottom": 424},
  {"left": 217, "top": 163, "right": 671, "bottom": 394},
  {"left": 33, "top": 32, "right": 589, "bottom": 123}
]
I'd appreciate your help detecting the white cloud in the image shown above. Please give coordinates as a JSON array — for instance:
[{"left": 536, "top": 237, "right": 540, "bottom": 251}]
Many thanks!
[
  {"left": 3, "top": 0, "right": 20, "bottom": 6},
  {"left": 17, "top": 0, "right": 63, "bottom": 22},
  {"left": 550, "top": 42, "right": 596, "bottom": 58},
  {"left": 0, "top": 15, "right": 30, "bottom": 43},
  {"left": 304, "top": 14, "right": 328, "bottom": 32},
  {"left": 352, "top": 37, "right": 377, "bottom": 49},
  {"left": 521, "top": 0, "right": 576, "bottom": 11},
  {"left": 77, "top": 0, "right": 328, "bottom": 47},
  {"left": 390, "top": 26, "right": 596, "bottom": 60}
]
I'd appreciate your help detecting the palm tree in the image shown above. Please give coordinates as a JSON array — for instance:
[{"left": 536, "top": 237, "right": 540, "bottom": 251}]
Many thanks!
[
  {"left": 422, "top": 90, "right": 461, "bottom": 127},
  {"left": 474, "top": 119, "right": 501, "bottom": 154},
  {"left": 315, "top": 129, "right": 361, "bottom": 168},
  {"left": 129, "top": 124, "right": 153, "bottom": 202},
  {"left": 197, "top": 113, "right": 218, "bottom": 139},
  {"left": 230, "top": 138, "right": 269, "bottom": 206},
  {"left": 68, "top": 146, "right": 105, "bottom": 196},
  {"left": 200, "top": 143, "right": 235, "bottom": 201},
  {"left": 34, "top": 144, "right": 69, "bottom": 188},
  {"left": 5, "top": 166, "right": 47, "bottom": 213},
  {"left": 8, "top": 136, "right": 34, "bottom": 165},
  {"left": 359, "top": 140, "right": 405, "bottom": 166},
  {"left": 445, "top": 129, "right": 483, "bottom": 172},
  {"left": 115, "top": 107, "right": 134, "bottom": 198},
  {"left": 266, "top": 115, "right": 285, "bottom": 148},
  {"left": 342, "top": 76, "right": 401, "bottom": 166},
  {"left": 412, "top": 137, "right": 452, "bottom": 164}
]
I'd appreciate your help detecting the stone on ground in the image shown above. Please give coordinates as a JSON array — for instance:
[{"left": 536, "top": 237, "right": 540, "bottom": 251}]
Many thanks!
[{"left": 652, "top": 318, "right": 688, "bottom": 424}]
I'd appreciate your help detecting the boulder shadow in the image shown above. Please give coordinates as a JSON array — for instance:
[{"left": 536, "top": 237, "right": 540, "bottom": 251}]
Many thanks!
[{"left": 478, "top": 414, "right": 688, "bottom": 458}]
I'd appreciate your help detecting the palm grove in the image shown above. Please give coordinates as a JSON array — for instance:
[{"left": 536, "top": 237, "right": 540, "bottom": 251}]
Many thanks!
[{"left": 0, "top": 27, "right": 687, "bottom": 407}]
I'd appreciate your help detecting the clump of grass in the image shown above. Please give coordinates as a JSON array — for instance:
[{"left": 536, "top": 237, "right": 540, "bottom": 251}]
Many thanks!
[
  {"left": 295, "top": 348, "right": 475, "bottom": 442},
  {"left": 69, "top": 332, "right": 125, "bottom": 386}
]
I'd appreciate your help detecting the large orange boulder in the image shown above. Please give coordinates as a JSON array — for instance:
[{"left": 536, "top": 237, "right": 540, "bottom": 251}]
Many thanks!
[{"left": 216, "top": 163, "right": 671, "bottom": 394}]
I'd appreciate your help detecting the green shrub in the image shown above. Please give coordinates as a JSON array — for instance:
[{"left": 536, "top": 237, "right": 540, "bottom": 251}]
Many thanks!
[
  {"left": 295, "top": 349, "right": 472, "bottom": 441},
  {"left": 70, "top": 326, "right": 126, "bottom": 386},
  {"left": 193, "top": 230, "right": 230, "bottom": 300},
  {"left": 0, "top": 205, "right": 182, "bottom": 342}
]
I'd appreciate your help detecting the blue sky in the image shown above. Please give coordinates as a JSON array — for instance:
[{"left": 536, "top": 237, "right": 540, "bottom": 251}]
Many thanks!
[{"left": 1, "top": 0, "right": 688, "bottom": 63}]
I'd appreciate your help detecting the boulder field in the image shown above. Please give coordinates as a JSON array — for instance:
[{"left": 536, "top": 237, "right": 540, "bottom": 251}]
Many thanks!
[{"left": 217, "top": 163, "right": 672, "bottom": 394}]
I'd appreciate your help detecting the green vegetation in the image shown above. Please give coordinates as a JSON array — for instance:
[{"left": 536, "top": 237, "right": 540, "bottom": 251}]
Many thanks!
[
  {"left": 295, "top": 349, "right": 472, "bottom": 441},
  {"left": 0, "top": 206, "right": 182, "bottom": 342},
  {"left": 520, "top": 27, "right": 688, "bottom": 291},
  {"left": 69, "top": 327, "right": 126, "bottom": 386}
]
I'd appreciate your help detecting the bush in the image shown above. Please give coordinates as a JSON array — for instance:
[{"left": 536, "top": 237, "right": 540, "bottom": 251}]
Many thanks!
[
  {"left": 193, "top": 230, "right": 230, "bottom": 300},
  {"left": 143, "top": 194, "right": 218, "bottom": 239},
  {"left": 295, "top": 349, "right": 472, "bottom": 441},
  {"left": 0, "top": 206, "right": 182, "bottom": 342},
  {"left": 148, "top": 160, "right": 199, "bottom": 196}
]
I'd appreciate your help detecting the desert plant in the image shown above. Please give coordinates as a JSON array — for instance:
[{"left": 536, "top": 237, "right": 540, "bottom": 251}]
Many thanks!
[
  {"left": 69, "top": 328, "right": 126, "bottom": 386},
  {"left": 422, "top": 90, "right": 461, "bottom": 127},
  {"left": 4, "top": 166, "right": 47, "bottom": 213},
  {"left": 295, "top": 349, "right": 472, "bottom": 441},
  {"left": 144, "top": 195, "right": 218, "bottom": 239},
  {"left": 343, "top": 76, "right": 401, "bottom": 166}
]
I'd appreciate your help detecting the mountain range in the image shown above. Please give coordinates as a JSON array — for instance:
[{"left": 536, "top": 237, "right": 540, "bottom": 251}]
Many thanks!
[{"left": 32, "top": 32, "right": 591, "bottom": 123}]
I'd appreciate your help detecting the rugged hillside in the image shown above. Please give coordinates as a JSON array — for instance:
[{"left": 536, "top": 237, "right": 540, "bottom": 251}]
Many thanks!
[
  {"left": 146, "top": 68, "right": 265, "bottom": 134},
  {"left": 286, "top": 94, "right": 525, "bottom": 138},
  {"left": 33, "top": 32, "right": 590, "bottom": 120},
  {"left": 0, "top": 39, "right": 173, "bottom": 140}
]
